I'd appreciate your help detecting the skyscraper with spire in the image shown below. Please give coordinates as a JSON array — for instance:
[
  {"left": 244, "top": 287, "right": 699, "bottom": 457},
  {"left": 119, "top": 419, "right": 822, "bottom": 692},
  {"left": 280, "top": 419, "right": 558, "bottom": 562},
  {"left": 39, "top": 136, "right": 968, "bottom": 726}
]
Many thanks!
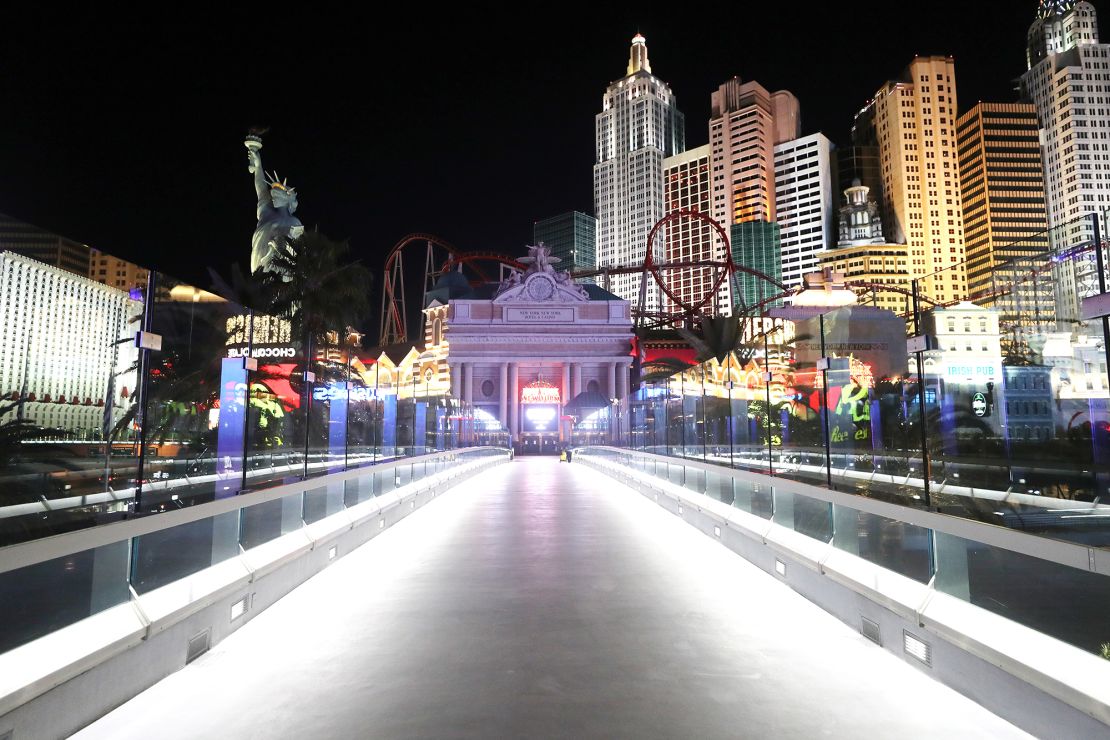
[
  {"left": 593, "top": 34, "right": 685, "bottom": 313},
  {"left": 1020, "top": 0, "right": 1110, "bottom": 320}
]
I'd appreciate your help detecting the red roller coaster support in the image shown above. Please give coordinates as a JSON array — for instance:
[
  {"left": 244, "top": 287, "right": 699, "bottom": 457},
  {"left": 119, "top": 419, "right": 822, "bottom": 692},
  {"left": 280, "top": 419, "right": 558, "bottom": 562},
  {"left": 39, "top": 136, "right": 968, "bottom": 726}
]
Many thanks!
[{"left": 378, "top": 234, "right": 525, "bottom": 346}]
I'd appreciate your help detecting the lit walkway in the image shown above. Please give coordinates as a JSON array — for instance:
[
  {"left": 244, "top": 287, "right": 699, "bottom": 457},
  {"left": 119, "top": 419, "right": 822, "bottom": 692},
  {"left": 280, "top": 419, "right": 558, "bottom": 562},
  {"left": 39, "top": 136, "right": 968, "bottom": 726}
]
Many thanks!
[{"left": 75, "top": 457, "right": 1028, "bottom": 739}]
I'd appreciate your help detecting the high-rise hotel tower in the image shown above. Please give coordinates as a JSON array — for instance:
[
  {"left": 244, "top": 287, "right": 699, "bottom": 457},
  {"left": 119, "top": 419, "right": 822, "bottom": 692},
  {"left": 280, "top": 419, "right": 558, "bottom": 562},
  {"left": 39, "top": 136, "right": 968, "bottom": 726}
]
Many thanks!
[
  {"left": 855, "top": 56, "right": 968, "bottom": 304},
  {"left": 1020, "top": 0, "right": 1110, "bottom": 319},
  {"left": 594, "top": 35, "right": 685, "bottom": 312}
]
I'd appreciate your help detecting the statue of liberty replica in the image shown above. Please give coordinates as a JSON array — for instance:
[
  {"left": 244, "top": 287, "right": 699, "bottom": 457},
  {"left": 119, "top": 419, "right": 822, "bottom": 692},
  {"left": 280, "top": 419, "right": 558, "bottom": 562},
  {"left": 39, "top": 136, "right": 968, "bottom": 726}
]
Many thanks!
[{"left": 245, "top": 130, "right": 304, "bottom": 274}]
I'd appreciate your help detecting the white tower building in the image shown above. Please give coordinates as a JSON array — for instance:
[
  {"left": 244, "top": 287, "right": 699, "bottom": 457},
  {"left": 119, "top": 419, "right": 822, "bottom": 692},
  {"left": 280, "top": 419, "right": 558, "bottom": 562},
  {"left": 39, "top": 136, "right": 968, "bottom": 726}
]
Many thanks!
[
  {"left": 593, "top": 34, "right": 685, "bottom": 313},
  {"left": 0, "top": 252, "right": 138, "bottom": 435},
  {"left": 1020, "top": 0, "right": 1110, "bottom": 320},
  {"left": 773, "top": 133, "right": 835, "bottom": 289}
]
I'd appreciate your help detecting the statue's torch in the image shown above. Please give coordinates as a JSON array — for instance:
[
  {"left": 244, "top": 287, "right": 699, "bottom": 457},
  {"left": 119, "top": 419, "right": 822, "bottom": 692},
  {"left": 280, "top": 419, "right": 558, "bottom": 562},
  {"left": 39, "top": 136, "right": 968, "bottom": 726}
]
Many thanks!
[{"left": 245, "top": 135, "right": 263, "bottom": 173}]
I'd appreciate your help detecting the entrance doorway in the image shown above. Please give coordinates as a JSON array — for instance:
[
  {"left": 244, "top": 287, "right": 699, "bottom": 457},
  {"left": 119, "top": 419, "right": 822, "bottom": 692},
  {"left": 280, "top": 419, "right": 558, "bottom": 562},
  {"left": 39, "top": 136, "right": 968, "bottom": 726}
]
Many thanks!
[{"left": 519, "top": 434, "right": 560, "bottom": 455}]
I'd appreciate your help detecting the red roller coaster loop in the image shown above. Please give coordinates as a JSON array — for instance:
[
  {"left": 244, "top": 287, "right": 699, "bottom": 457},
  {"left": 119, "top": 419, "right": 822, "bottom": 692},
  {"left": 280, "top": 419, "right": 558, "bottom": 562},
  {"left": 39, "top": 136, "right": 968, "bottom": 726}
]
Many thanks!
[{"left": 378, "top": 234, "right": 524, "bottom": 346}]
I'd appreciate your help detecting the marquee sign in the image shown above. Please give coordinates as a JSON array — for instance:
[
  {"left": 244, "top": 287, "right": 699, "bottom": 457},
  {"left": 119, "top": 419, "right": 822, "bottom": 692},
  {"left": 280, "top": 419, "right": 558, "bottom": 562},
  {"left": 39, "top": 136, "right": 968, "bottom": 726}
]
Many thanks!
[{"left": 521, "top": 380, "right": 561, "bottom": 405}]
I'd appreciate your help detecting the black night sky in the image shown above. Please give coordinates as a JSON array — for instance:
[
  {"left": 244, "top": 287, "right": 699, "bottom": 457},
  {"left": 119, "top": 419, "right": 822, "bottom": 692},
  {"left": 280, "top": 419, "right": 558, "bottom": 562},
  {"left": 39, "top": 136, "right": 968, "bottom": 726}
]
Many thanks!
[{"left": 0, "top": 4, "right": 1053, "bottom": 296}]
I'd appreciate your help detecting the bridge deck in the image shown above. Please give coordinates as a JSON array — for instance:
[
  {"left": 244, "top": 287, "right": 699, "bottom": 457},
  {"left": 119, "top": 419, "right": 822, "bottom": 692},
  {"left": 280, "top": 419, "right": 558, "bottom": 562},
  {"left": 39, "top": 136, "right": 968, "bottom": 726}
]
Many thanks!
[{"left": 75, "top": 457, "right": 1027, "bottom": 739}]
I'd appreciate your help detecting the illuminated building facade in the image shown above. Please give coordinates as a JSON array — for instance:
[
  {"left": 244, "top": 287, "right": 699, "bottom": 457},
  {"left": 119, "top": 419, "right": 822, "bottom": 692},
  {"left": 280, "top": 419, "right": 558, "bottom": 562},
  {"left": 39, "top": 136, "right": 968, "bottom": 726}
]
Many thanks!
[
  {"left": 857, "top": 56, "right": 968, "bottom": 304},
  {"left": 89, "top": 249, "right": 149, "bottom": 292},
  {"left": 706, "top": 78, "right": 802, "bottom": 312},
  {"left": 0, "top": 252, "right": 138, "bottom": 434},
  {"left": 374, "top": 246, "right": 634, "bottom": 452},
  {"left": 920, "top": 303, "right": 1007, "bottom": 439},
  {"left": 662, "top": 144, "right": 729, "bottom": 315},
  {"left": 533, "top": 211, "right": 598, "bottom": 279},
  {"left": 773, "top": 133, "right": 835, "bottom": 289},
  {"left": 731, "top": 221, "right": 782, "bottom": 311},
  {"left": 593, "top": 34, "right": 685, "bottom": 312},
  {"left": 1020, "top": 0, "right": 1110, "bottom": 319},
  {"left": 819, "top": 244, "right": 911, "bottom": 314},
  {"left": 820, "top": 181, "right": 912, "bottom": 313},
  {"left": 956, "top": 103, "right": 1050, "bottom": 319},
  {"left": 709, "top": 78, "right": 799, "bottom": 226}
]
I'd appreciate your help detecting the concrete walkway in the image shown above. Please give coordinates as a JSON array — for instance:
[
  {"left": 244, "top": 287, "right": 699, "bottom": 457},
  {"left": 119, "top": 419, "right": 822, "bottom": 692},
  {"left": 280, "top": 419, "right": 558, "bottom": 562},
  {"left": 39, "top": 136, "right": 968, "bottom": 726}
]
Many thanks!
[{"left": 75, "top": 457, "right": 1028, "bottom": 739}]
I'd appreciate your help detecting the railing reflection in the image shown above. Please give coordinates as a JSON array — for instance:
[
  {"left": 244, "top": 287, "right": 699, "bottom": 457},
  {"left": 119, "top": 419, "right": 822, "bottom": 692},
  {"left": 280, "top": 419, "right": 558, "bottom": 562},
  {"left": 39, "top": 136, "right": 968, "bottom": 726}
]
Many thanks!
[
  {"left": 0, "top": 263, "right": 510, "bottom": 547},
  {"left": 617, "top": 213, "right": 1110, "bottom": 549}
]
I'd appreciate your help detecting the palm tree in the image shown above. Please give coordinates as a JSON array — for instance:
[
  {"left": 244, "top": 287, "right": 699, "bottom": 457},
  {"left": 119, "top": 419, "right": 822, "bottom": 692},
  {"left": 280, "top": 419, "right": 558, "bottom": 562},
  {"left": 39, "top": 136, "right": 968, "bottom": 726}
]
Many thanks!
[
  {"left": 0, "top": 398, "right": 64, "bottom": 508},
  {"left": 258, "top": 229, "right": 373, "bottom": 345},
  {"left": 111, "top": 230, "right": 374, "bottom": 475}
]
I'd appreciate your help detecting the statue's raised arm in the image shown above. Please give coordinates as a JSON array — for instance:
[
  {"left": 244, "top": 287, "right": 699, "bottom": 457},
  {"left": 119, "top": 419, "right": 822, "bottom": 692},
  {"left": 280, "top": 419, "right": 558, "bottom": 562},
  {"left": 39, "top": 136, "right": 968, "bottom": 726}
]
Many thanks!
[
  {"left": 245, "top": 132, "right": 304, "bottom": 274},
  {"left": 246, "top": 135, "right": 268, "bottom": 208}
]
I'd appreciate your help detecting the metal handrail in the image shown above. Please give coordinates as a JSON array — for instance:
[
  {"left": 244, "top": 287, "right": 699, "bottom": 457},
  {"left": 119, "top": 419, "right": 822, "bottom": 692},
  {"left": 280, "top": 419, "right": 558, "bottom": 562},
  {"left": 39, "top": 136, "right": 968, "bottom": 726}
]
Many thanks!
[
  {"left": 0, "top": 447, "right": 508, "bottom": 576},
  {"left": 582, "top": 446, "right": 1110, "bottom": 577}
]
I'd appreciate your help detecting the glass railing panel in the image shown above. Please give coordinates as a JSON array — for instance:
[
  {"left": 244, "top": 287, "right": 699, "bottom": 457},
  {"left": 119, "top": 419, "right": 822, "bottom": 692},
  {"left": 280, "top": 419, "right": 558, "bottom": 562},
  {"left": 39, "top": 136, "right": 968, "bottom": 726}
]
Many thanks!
[
  {"left": 303, "top": 482, "right": 344, "bottom": 524},
  {"left": 344, "top": 472, "right": 375, "bottom": 505},
  {"left": 0, "top": 250, "right": 143, "bottom": 544},
  {"left": 762, "top": 313, "right": 826, "bottom": 489},
  {"left": 832, "top": 505, "right": 933, "bottom": 584},
  {"left": 773, "top": 489, "right": 832, "bottom": 543},
  {"left": 683, "top": 466, "right": 705, "bottom": 496},
  {"left": 731, "top": 477, "right": 753, "bottom": 513},
  {"left": 377, "top": 469, "right": 395, "bottom": 496},
  {"left": 239, "top": 490, "right": 305, "bottom": 550},
  {"left": 934, "top": 531, "right": 1110, "bottom": 654},
  {"left": 645, "top": 382, "right": 669, "bottom": 456},
  {"left": 750, "top": 480, "right": 774, "bottom": 520},
  {"left": 917, "top": 215, "right": 1110, "bottom": 543},
  {"left": 140, "top": 273, "right": 252, "bottom": 511},
  {"left": 705, "top": 470, "right": 734, "bottom": 506},
  {"left": 305, "top": 341, "right": 348, "bottom": 478},
  {"left": 0, "top": 540, "right": 130, "bottom": 653},
  {"left": 242, "top": 314, "right": 307, "bottom": 491},
  {"left": 397, "top": 463, "right": 412, "bottom": 489},
  {"left": 345, "top": 363, "right": 377, "bottom": 468},
  {"left": 666, "top": 461, "right": 684, "bottom": 488},
  {"left": 130, "top": 510, "right": 240, "bottom": 593}
]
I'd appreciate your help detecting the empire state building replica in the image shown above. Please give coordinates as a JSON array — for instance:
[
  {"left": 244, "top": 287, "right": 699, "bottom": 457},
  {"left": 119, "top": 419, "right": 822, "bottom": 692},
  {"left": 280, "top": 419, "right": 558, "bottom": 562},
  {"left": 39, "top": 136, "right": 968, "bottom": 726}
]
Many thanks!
[{"left": 593, "top": 34, "right": 686, "bottom": 313}]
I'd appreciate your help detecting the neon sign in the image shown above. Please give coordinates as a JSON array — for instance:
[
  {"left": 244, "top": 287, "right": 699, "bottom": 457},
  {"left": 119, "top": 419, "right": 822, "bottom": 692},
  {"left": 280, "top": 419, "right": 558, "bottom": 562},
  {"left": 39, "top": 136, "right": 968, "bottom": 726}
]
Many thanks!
[
  {"left": 227, "top": 345, "right": 297, "bottom": 359},
  {"left": 521, "top": 380, "right": 561, "bottom": 405}
]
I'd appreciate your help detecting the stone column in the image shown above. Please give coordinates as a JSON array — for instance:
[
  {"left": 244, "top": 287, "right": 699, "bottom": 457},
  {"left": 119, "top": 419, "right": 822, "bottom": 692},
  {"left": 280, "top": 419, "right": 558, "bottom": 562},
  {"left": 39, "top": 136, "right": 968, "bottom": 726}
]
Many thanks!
[
  {"left": 508, "top": 362, "right": 519, "bottom": 441},
  {"left": 450, "top": 362, "right": 460, "bottom": 399},
  {"left": 462, "top": 363, "right": 473, "bottom": 404},
  {"left": 499, "top": 363, "right": 508, "bottom": 431},
  {"left": 607, "top": 362, "right": 617, "bottom": 401},
  {"left": 561, "top": 364, "right": 571, "bottom": 405},
  {"left": 572, "top": 363, "right": 582, "bottom": 398},
  {"left": 617, "top": 362, "right": 629, "bottom": 401}
]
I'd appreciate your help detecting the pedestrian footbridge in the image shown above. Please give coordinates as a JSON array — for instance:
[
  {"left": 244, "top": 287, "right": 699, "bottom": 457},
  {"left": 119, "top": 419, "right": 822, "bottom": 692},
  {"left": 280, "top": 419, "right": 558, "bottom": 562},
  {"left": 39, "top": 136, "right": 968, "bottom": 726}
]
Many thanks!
[{"left": 2, "top": 450, "right": 1109, "bottom": 739}]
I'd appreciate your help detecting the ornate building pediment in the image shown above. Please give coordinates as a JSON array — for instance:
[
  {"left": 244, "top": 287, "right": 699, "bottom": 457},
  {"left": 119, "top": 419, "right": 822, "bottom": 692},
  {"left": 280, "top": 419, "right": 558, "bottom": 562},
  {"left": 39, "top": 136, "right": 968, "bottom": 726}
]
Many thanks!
[{"left": 494, "top": 244, "right": 590, "bottom": 304}]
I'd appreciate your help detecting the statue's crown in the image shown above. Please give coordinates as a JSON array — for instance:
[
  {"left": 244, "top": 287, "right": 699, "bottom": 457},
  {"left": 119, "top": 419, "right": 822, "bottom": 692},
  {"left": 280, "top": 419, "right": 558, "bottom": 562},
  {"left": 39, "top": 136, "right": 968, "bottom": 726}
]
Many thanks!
[{"left": 265, "top": 170, "right": 296, "bottom": 193}]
